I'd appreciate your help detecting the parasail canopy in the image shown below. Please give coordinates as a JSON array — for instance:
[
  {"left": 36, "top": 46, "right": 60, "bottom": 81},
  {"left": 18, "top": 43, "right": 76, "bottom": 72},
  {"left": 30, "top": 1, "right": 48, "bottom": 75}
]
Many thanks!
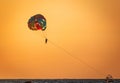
[{"left": 28, "top": 14, "right": 46, "bottom": 31}]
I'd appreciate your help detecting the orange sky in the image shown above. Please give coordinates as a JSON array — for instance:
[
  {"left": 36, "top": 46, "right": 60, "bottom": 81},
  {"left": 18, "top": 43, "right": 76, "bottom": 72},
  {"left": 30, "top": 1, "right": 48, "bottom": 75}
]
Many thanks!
[{"left": 0, "top": 0, "right": 120, "bottom": 79}]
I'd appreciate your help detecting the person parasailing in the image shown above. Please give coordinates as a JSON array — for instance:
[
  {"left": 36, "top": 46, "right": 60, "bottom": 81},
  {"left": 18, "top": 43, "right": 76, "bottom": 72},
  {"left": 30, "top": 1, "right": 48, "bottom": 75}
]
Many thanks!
[{"left": 28, "top": 14, "right": 47, "bottom": 43}]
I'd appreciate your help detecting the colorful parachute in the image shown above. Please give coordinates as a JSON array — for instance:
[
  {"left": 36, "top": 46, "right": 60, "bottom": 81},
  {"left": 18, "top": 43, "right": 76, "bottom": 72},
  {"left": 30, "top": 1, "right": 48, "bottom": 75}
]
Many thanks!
[{"left": 28, "top": 14, "right": 46, "bottom": 31}]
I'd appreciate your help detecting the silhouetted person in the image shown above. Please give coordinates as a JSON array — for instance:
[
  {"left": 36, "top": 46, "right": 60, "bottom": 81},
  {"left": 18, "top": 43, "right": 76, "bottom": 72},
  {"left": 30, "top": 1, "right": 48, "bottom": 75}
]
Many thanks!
[
  {"left": 106, "top": 74, "right": 114, "bottom": 83},
  {"left": 45, "top": 38, "right": 48, "bottom": 44}
]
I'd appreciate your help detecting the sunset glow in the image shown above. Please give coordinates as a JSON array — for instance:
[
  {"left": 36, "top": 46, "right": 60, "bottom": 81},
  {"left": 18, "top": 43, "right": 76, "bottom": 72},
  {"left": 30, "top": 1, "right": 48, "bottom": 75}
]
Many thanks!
[{"left": 0, "top": 0, "right": 120, "bottom": 79}]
